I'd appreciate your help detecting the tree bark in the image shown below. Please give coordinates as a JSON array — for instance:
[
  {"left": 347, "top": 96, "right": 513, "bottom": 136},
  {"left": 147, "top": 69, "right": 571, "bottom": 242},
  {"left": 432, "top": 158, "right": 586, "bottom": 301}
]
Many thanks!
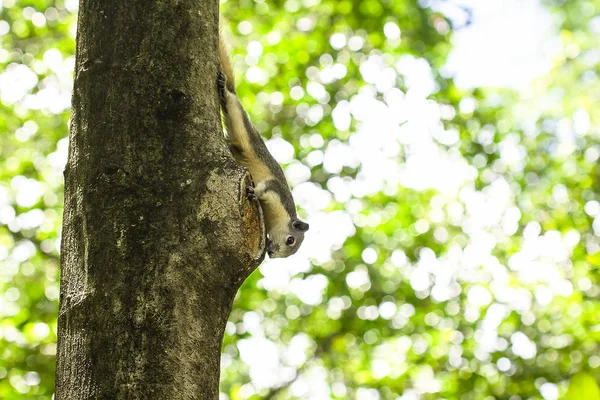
[{"left": 56, "top": 0, "right": 265, "bottom": 398}]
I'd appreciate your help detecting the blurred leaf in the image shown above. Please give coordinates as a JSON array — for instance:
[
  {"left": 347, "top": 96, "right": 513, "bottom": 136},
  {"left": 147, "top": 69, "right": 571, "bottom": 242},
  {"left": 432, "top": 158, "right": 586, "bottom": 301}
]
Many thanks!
[
  {"left": 587, "top": 253, "right": 600, "bottom": 268},
  {"left": 565, "top": 373, "right": 600, "bottom": 400}
]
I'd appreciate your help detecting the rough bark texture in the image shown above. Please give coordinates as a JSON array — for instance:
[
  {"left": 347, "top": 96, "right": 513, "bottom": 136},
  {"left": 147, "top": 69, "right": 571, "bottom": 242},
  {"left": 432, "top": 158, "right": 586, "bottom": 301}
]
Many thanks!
[{"left": 56, "top": 0, "right": 265, "bottom": 398}]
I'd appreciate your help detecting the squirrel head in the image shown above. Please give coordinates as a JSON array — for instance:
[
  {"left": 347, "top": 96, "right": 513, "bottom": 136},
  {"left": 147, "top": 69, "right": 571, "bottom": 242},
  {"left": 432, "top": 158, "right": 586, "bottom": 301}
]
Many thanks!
[{"left": 266, "top": 218, "right": 309, "bottom": 258}]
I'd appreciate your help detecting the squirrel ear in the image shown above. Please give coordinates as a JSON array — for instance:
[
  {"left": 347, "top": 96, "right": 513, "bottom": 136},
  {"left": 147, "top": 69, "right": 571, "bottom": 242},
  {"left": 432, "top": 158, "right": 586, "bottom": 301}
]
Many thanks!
[{"left": 293, "top": 219, "right": 309, "bottom": 232}]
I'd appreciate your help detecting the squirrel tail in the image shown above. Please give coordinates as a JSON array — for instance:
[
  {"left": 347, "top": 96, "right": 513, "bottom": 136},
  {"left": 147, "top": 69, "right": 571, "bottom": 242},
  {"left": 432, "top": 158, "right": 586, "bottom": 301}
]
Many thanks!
[{"left": 218, "top": 26, "right": 236, "bottom": 94}]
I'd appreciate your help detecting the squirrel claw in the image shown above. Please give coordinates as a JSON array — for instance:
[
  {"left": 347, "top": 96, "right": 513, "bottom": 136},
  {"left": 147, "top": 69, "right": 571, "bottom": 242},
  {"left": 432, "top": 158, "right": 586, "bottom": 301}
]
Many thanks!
[
  {"left": 217, "top": 72, "right": 227, "bottom": 90},
  {"left": 246, "top": 186, "right": 256, "bottom": 200},
  {"left": 217, "top": 71, "right": 228, "bottom": 109}
]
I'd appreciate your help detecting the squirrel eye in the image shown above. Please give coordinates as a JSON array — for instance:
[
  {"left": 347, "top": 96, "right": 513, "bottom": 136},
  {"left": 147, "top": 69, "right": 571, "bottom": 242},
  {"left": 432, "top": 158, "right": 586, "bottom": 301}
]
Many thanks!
[{"left": 286, "top": 236, "right": 295, "bottom": 245}]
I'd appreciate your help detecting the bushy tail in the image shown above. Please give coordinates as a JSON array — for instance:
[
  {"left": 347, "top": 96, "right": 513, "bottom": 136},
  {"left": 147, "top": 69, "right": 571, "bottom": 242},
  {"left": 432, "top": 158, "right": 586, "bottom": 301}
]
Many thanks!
[{"left": 218, "top": 27, "right": 236, "bottom": 94}]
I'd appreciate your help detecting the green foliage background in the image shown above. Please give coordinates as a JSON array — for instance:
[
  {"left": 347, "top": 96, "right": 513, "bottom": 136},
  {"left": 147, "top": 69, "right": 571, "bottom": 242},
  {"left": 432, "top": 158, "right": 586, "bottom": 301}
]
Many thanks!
[{"left": 1, "top": 0, "right": 599, "bottom": 398}]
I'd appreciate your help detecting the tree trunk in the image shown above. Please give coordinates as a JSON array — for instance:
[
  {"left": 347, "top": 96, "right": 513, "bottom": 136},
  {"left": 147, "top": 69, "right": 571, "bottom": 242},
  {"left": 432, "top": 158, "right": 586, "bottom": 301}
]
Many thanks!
[{"left": 56, "top": 1, "right": 265, "bottom": 398}]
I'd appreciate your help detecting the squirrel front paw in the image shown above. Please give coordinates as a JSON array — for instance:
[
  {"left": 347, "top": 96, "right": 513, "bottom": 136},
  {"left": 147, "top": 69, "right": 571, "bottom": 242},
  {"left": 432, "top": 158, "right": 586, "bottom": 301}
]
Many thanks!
[{"left": 246, "top": 186, "right": 257, "bottom": 200}]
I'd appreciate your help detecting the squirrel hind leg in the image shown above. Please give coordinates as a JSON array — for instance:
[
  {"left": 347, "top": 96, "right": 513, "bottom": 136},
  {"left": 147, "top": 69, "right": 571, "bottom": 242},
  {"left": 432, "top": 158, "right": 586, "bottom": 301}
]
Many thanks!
[
  {"left": 217, "top": 71, "right": 229, "bottom": 111},
  {"left": 228, "top": 143, "right": 244, "bottom": 158}
]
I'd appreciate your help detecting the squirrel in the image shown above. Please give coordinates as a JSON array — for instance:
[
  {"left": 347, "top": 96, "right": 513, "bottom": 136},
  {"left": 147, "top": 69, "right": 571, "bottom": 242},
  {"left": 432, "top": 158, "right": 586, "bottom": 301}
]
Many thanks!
[{"left": 217, "top": 31, "right": 309, "bottom": 258}]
